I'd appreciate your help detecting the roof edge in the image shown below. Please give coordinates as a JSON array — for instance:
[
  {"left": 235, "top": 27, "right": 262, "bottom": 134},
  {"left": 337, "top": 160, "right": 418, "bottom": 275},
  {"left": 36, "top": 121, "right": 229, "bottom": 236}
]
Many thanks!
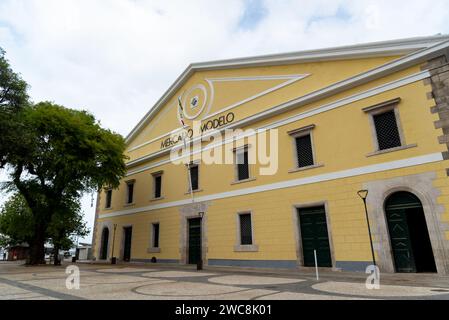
[{"left": 125, "top": 34, "right": 449, "bottom": 144}]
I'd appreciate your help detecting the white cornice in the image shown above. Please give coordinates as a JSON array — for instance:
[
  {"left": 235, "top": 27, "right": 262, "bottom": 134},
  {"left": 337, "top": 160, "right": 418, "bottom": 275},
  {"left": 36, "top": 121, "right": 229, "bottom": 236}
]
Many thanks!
[
  {"left": 188, "top": 35, "right": 449, "bottom": 69},
  {"left": 101, "top": 153, "right": 444, "bottom": 219},
  {"left": 125, "top": 35, "right": 449, "bottom": 146}
]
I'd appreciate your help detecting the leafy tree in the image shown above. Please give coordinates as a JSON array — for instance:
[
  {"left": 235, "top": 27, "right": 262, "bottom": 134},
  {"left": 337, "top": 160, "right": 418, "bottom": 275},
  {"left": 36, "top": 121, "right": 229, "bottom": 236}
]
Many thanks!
[
  {"left": 47, "top": 198, "right": 89, "bottom": 265},
  {"left": 0, "top": 193, "right": 35, "bottom": 248},
  {"left": 6, "top": 102, "right": 127, "bottom": 264},
  {"left": 0, "top": 47, "right": 30, "bottom": 168},
  {"left": 0, "top": 47, "right": 125, "bottom": 265},
  {"left": 0, "top": 193, "right": 89, "bottom": 265}
]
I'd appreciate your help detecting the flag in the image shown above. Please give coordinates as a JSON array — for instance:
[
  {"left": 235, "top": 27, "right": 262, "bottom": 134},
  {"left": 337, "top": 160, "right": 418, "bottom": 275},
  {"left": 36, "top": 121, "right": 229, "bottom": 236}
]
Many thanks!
[{"left": 178, "top": 97, "right": 185, "bottom": 127}]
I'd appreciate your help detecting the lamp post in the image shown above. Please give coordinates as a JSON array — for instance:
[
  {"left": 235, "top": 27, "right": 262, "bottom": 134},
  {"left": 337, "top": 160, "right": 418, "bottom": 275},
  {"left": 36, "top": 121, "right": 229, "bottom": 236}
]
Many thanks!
[
  {"left": 357, "top": 190, "right": 376, "bottom": 267},
  {"left": 197, "top": 211, "right": 204, "bottom": 271},
  {"left": 73, "top": 234, "right": 79, "bottom": 263},
  {"left": 111, "top": 224, "right": 117, "bottom": 265}
]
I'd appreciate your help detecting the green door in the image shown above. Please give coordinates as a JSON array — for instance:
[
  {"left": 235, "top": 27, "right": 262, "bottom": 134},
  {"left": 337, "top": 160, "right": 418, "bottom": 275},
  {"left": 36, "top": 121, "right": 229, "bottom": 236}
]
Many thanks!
[
  {"left": 100, "top": 228, "right": 109, "bottom": 260},
  {"left": 298, "top": 206, "right": 332, "bottom": 267},
  {"left": 386, "top": 207, "right": 415, "bottom": 273},
  {"left": 385, "top": 191, "right": 436, "bottom": 273},
  {"left": 188, "top": 218, "right": 201, "bottom": 264},
  {"left": 123, "top": 227, "right": 132, "bottom": 262}
]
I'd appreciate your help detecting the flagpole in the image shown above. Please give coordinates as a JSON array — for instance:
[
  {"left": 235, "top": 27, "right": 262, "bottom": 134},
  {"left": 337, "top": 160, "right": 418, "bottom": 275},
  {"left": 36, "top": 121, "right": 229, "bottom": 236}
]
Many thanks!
[
  {"left": 179, "top": 97, "right": 204, "bottom": 271},
  {"left": 184, "top": 135, "right": 195, "bottom": 204},
  {"left": 178, "top": 97, "right": 195, "bottom": 205}
]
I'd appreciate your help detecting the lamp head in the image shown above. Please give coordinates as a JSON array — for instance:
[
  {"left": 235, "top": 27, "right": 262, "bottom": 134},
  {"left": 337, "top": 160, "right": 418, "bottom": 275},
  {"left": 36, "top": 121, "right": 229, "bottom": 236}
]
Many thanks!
[
  {"left": 357, "top": 190, "right": 369, "bottom": 200},
  {"left": 198, "top": 211, "right": 205, "bottom": 219}
]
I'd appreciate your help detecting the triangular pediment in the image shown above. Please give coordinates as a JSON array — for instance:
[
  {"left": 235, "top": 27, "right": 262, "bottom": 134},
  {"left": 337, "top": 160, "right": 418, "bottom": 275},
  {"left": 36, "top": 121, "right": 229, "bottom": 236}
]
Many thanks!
[{"left": 125, "top": 35, "right": 449, "bottom": 163}]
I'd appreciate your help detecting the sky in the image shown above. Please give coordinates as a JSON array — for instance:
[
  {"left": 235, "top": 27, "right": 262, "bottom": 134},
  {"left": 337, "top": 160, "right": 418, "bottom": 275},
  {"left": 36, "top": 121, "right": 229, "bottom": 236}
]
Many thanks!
[{"left": 1, "top": 0, "right": 449, "bottom": 243}]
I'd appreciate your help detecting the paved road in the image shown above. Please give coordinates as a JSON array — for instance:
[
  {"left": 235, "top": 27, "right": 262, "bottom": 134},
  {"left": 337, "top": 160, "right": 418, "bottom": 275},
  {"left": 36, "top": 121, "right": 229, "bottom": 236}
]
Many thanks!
[{"left": 1, "top": 261, "right": 449, "bottom": 300}]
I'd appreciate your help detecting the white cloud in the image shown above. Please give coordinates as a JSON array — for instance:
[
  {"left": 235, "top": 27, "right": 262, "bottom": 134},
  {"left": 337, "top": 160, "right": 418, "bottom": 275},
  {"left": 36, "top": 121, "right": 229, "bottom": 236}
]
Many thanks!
[
  {"left": 1, "top": 0, "right": 448, "bottom": 134},
  {"left": 1, "top": 0, "right": 449, "bottom": 242}
]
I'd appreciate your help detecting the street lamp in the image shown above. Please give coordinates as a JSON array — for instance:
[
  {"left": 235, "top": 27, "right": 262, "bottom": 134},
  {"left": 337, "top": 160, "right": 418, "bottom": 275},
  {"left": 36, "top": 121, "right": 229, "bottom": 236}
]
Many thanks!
[
  {"left": 111, "top": 224, "right": 117, "bottom": 265},
  {"left": 357, "top": 190, "right": 376, "bottom": 267},
  {"left": 197, "top": 212, "right": 204, "bottom": 271}
]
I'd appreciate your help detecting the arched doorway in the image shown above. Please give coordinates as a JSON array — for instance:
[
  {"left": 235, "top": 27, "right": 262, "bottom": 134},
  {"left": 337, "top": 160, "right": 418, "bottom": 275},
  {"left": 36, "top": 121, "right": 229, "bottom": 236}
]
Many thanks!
[
  {"left": 385, "top": 191, "right": 437, "bottom": 273},
  {"left": 100, "top": 227, "right": 109, "bottom": 260}
]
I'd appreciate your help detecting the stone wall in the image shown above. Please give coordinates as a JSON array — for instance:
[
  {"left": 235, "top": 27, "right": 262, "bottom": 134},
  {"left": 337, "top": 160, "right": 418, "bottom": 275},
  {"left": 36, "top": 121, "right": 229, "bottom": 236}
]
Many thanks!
[{"left": 423, "top": 55, "right": 449, "bottom": 163}]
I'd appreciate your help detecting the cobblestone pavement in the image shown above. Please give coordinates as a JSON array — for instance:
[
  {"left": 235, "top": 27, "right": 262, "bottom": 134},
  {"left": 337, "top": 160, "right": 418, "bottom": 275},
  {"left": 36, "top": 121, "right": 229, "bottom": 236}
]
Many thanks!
[{"left": 1, "top": 261, "right": 449, "bottom": 300}]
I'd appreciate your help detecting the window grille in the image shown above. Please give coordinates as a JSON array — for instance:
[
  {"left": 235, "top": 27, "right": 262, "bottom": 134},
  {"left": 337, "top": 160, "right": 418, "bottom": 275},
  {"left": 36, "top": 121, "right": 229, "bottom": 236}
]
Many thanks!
[
  {"left": 127, "top": 183, "right": 134, "bottom": 204},
  {"left": 373, "top": 110, "right": 401, "bottom": 150},
  {"left": 154, "top": 175, "right": 162, "bottom": 198},
  {"left": 240, "top": 214, "right": 253, "bottom": 245},
  {"left": 295, "top": 134, "right": 314, "bottom": 168},
  {"left": 152, "top": 223, "right": 160, "bottom": 248},
  {"left": 105, "top": 189, "right": 112, "bottom": 208},
  {"left": 237, "top": 150, "right": 249, "bottom": 181},
  {"left": 190, "top": 165, "right": 199, "bottom": 191}
]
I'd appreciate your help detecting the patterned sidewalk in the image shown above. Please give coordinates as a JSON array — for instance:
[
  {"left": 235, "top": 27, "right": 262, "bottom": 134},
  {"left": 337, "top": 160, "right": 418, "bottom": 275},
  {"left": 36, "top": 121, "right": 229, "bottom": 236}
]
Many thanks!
[{"left": 1, "top": 261, "right": 449, "bottom": 300}]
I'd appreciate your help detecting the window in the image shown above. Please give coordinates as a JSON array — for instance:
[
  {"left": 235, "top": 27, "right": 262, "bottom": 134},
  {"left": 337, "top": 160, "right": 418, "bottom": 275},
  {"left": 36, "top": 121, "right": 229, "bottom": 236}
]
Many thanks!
[
  {"left": 236, "top": 149, "right": 250, "bottom": 181},
  {"left": 288, "top": 124, "right": 317, "bottom": 170},
  {"left": 295, "top": 134, "right": 314, "bottom": 168},
  {"left": 126, "top": 181, "right": 134, "bottom": 204},
  {"left": 152, "top": 223, "right": 160, "bottom": 248},
  {"left": 188, "top": 164, "right": 199, "bottom": 191},
  {"left": 363, "top": 98, "right": 407, "bottom": 154},
  {"left": 152, "top": 171, "right": 163, "bottom": 199},
  {"left": 155, "top": 176, "right": 162, "bottom": 198},
  {"left": 105, "top": 189, "right": 112, "bottom": 208},
  {"left": 373, "top": 110, "right": 402, "bottom": 150},
  {"left": 239, "top": 213, "right": 253, "bottom": 245},
  {"left": 148, "top": 222, "right": 161, "bottom": 253},
  {"left": 235, "top": 212, "right": 258, "bottom": 252}
]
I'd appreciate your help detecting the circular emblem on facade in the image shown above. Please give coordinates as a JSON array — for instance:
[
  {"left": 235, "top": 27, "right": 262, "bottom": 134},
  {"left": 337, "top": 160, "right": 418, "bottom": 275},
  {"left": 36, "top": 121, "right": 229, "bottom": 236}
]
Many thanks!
[
  {"left": 190, "top": 96, "right": 199, "bottom": 108},
  {"left": 177, "top": 83, "right": 212, "bottom": 122}
]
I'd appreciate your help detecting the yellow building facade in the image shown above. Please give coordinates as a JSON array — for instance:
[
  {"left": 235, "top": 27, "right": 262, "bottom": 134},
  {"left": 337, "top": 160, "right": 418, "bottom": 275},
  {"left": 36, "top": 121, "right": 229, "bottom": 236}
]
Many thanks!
[{"left": 92, "top": 35, "right": 449, "bottom": 274}]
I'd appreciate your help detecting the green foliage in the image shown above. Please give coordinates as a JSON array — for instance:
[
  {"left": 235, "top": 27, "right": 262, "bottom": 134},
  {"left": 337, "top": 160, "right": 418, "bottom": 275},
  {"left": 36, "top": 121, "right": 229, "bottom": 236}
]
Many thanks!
[
  {"left": 0, "top": 47, "right": 127, "bottom": 264},
  {"left": 0, "top": 192, "right": 89, "bottom": 251},
  {"left": 0, "top": 47, "right": 30, "bottom": 168},
  {"left": 47, "top": 197, "right": 89, "bottom": 250},
  {"left": 0, "top": 48, "right": 29, "bottom": 110},
  {"left": 15, "top": 102, "right": 127, "bottom": 195},
  {"left": 0, "top": 193, "right": 35, "bottom": 247},
  {"left": 4, "top": 101, "right": 127, "bottom": 264}
]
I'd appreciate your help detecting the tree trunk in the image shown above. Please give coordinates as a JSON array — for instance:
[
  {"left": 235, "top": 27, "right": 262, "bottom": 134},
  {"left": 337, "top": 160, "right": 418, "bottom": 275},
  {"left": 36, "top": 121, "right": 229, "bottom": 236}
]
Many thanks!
[
  {"left": 28, "top": 237, "right": 45, "bottom": 265},
  {"left": 27, "top": 224, "right": 46, "bottom": 265},
  {"left": 53, "top": 243, "right": 61, "bottom": 266}
]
